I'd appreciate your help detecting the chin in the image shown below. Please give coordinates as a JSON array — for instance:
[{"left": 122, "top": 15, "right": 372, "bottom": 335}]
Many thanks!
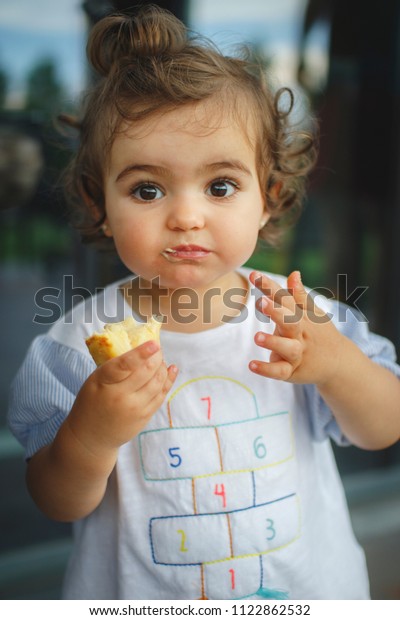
[{"left": 158, "top": 269, "right": 213, "bottom": 292}]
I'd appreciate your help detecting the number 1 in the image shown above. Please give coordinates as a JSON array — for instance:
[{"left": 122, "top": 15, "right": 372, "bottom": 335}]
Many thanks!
[{"left": 229, "top": 568, "right": 235, "bottom": 590}]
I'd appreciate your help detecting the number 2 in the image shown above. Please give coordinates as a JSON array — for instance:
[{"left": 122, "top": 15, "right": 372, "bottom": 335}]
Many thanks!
[{"left": 177, "top": 529, "right": 188, "bottom": 552}]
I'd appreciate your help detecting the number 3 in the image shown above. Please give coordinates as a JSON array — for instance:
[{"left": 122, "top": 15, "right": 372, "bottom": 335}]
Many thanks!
[{"left": 266, "top": 518, "right": 276, "bottom": 541}]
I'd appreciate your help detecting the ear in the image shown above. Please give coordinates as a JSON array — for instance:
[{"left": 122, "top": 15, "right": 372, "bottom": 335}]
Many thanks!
[
  {"left": 259, "top": 181, "right": 282, "bottom": 230},
  {"left": 100, "top": 220, "right": 113, "bottom": 237},
  {"left": 259, "top": 211, "right": 270, "bottom": 230},
  {"left": 80, "top": 175, "right": 112, "bottom": 237},
  {"left": 259, "top": 194, "right": 271, "bottom": 230},
  {"left": 270, "top": 181, "right": 282, "bottom": 200},
  {"left": 86, "top": 197, "right": 113, "bottom": 238}
]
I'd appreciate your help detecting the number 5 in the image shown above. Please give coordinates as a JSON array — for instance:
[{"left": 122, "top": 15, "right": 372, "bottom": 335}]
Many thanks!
[{"left": 169, "top": 447, "right": 182, "bottom": 468}]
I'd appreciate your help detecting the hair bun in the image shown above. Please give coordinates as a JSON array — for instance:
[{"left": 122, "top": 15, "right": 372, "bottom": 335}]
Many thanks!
[{"left": 87, "top": 5, "right": 188, "bottom": 76}]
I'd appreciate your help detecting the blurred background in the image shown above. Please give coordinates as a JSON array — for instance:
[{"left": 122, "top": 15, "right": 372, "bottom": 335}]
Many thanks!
[{"left": 0, "top": 0, "right": 400, "bottom": 600}]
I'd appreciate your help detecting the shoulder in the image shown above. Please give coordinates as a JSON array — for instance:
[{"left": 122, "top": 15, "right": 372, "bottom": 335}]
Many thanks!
[{"left": 8, "top": 332, "right": 96, "bottom": 457}]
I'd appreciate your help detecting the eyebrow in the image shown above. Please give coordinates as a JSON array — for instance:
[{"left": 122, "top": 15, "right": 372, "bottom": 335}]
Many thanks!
[
  {"left": 115, "top": 159, "right": 253, "bottom": 183},
  {"left": 116, "top": 164, "right": 171, "bottom": 182},
  {"left": 201, "top": 160, "right": 253, "bottom": 177}
]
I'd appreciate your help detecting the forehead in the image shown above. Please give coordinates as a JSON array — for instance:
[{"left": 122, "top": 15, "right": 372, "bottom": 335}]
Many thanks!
[{"left": 108, "top": 98, "right": 258, "bottom": 169}]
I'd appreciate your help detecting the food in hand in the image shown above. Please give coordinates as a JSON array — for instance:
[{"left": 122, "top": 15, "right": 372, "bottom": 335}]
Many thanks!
[{"left": 85, "top": 316, "right": 162, "bottom": 366}]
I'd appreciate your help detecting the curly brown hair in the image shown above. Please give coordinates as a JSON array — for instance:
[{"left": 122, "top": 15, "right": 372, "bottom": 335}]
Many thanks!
[{"left": 61, "top": 4, "right": 317, "bottom": 249}]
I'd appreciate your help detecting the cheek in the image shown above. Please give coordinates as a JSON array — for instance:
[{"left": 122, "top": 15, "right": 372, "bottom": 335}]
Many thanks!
[
  {"left": 110, "top": 223, "right": 150, "bottom": 267},
  {"left": 225, "top": 208, "right": 263, "bottom": 241},
  {"left": 107, "top": 206, "right": 150, "bottom": 246},
  {"left": 220, "top": 220, "right": 260, "bottom": 265}
]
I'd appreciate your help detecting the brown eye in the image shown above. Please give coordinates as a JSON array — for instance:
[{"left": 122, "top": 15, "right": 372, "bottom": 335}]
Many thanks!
[
  {"left": 207, "top": 180, "right": 237, "bottom": 198},
  {"left": 132, "top": 184, "right": 163, "bottom": 201}
]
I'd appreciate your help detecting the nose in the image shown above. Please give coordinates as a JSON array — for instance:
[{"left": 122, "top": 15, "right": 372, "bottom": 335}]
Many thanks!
[{"left": 166, "top": 195, "right": 205, "bottom": 231}]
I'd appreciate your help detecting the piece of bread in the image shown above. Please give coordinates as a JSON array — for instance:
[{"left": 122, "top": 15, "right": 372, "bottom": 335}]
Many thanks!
[{"left": 85, "top": 316, "right": 162, "bottom": 366}]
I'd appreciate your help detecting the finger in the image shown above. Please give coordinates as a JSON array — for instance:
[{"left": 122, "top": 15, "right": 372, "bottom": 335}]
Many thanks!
[
  {"left": 287, "top": 270, "right": 314, "bottom": 313},
  {"left": 96, "top": 340, "right": 162, "bottom": 386},
  {"left": 249, "top": 359, "right": 293, "bottom": 381},
  {"left": 250, "top": 271, "right": 297, "bottom": 313},
  {"left": 256, "top": 296, "right": 302, "bottom": 337},
  {"left": 137, "top": 360, "right": 169, "bottom": 401},
  {"left": 287, "top": 270, "right": 327, "bottom": 319},
  {"left": 135, "top": 361, "right": 177, "bottom": 403},
  {"left": 250, "top": 270, "right": 281, "bottom": 296},
  {"left": 141, "top": 364, "right": 179, "bottom": 416},
  {"left": 255, "top": 332, "right": 302, "bottom": 365},
  {"left": 154, "top": 364, "right": 178, "bottom": 401},
  {"left": 287, "top": 271, "right": 306, "bottom": 304}
]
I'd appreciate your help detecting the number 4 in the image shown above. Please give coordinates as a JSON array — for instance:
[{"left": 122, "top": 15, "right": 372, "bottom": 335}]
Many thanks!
[{"left": 214, "top": 483, "right": 227, "bottom": 507}]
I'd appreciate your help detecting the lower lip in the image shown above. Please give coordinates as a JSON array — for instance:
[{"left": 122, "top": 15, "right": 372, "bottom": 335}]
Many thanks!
[{"left": 162, "top": 250, "right": 210, "bottom": 260}]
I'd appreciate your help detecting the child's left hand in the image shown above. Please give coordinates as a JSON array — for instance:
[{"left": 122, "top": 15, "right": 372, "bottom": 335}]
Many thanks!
[
  {"left": 249, "top": 270, "right": 346, "bottom": 388},
  {"left": 249, "top": 270, "right": 400, "bottom": 449}
]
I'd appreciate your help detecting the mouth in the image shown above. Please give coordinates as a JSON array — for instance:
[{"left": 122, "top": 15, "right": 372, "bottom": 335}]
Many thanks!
[{"left": 161, "top": 245, "right": 211, "bottom": 260}]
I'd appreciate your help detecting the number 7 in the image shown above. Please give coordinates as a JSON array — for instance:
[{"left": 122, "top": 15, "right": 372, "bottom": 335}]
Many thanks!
[{"left": 201, "top": 396, "right": 211, "bottom": 420}]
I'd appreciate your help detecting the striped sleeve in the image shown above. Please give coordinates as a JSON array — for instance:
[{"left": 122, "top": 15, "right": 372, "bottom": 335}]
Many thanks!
[
  {"left": 7, "top": 335, "right": 95, "bottom": 459},
  {"left": 304, "top": 301, "right": 400, "bottom": 445}
]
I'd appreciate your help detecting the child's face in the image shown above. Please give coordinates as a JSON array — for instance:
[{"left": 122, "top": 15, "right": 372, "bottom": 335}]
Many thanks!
[{"left": 103, "top": 101, "right": 269, "bottom": 292}]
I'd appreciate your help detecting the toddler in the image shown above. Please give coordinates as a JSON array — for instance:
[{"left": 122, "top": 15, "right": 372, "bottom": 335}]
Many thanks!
[{"left": 8, "top": 5, "right": 400, "bottom": 600}]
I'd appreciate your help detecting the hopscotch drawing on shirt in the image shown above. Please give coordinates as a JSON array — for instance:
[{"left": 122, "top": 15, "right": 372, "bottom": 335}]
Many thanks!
[{"left": 138, "top": 376, "right": 300, "bottom": 599}]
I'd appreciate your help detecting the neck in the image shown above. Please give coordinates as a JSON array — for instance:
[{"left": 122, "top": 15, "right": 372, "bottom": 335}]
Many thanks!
[{"left": 121, "top": 271, "right": 249, "bottom": 333}]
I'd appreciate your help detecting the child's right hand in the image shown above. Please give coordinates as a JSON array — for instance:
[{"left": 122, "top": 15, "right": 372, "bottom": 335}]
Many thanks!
[
  {"left": 26, "top": 340, "right": 178, "bottom": 522},
  {"left": 67, "top": 340, "right": 178, "bottom": 458}
]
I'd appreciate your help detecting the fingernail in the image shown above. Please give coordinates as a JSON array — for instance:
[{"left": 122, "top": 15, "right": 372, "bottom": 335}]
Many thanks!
[
  {"left": 144, "top": 340, "right": 159, "bottom": 354},
  {"left": 256, "top": 332, "right": 267, "bottom": 344},
  {"left": 294, "top": 271, "right": 302, "bottom": 285},
  {"left": 251, "top": 271, "right": 263, "bottom": 285},
  {"left": 249, "top": 361, "right": 259, "bottom": 371}
]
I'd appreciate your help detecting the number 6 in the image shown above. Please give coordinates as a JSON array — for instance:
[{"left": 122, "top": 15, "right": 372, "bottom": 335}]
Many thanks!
[{"left": 253, "top": 435, "right": 267, "bottom": 459}]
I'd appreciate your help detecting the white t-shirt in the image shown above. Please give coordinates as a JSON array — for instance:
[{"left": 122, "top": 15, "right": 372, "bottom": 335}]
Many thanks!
[{"left": 8, "top": 268, "right": 400, "bottom": 600}]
